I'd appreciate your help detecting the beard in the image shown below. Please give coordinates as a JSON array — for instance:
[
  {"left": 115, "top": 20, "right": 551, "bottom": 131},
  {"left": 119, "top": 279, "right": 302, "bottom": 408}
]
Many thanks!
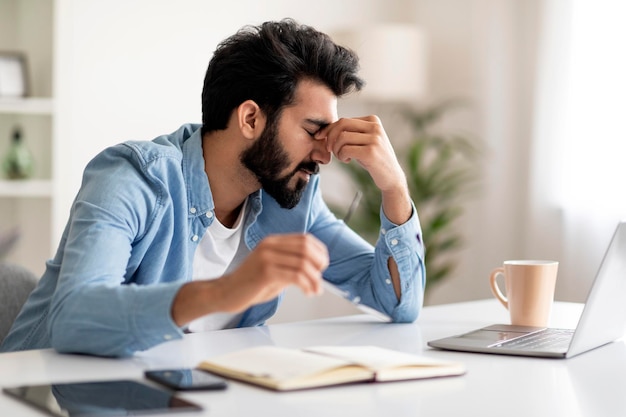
[{"left": 240, "top": 116, "right": 319, "bottom": 209}]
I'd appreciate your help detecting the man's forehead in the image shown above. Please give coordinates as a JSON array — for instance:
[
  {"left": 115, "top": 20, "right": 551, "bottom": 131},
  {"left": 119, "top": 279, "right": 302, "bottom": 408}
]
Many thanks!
[{"left": 290, "top": 79, "right": 338, "bottom": 123}]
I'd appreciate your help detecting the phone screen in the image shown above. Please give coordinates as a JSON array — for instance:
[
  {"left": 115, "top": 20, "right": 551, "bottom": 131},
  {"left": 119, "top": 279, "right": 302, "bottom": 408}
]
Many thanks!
[
  {"left": 2, "top": 379, "right": 202, "bottom": 417},
  {"left": 145, "top": 368, "right": 228, "bottom": 391}
]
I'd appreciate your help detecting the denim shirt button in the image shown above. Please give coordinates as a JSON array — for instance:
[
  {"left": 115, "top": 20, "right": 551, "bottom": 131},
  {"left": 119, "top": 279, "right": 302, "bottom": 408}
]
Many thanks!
[
  {"left": 206, "top": 211, "right": 214, "bottom": 219},
  {"left": 390, "top": 238, "right": 399, "bottom": 246},
  {"left": 189, "top": 207, "right": 197, "bottom": 214},
  {"left": 163, "top": 334, "right": 173, "bottom": 340},
  {"left": 191, "top": 235, "right": 199, "bottom": 242}
]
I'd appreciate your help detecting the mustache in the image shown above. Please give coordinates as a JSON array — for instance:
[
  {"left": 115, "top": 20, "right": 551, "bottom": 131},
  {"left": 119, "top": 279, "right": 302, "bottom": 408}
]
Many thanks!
[{"left": 296, "top": 161, "right": 319, "bottom": 175}]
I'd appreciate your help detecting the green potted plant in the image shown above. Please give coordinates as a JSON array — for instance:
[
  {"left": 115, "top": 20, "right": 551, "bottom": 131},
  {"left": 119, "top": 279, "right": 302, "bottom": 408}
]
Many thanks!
[{"left": 337, "top": 101, "right": 481, "bottom": 299}]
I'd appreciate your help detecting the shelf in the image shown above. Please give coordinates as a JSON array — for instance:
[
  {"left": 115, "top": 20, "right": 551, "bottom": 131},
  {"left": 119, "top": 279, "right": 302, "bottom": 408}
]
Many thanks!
[
  {"left": 0, "top": 98, "right": 54, "bottom": 115},
  {"left": 0, "top": 179, "right": 53, "bottom": 197}
]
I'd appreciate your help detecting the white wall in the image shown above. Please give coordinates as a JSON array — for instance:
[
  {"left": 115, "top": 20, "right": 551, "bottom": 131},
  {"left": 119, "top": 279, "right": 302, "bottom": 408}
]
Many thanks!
[
  {"left": 411, "top": 0, "right": 547, "bottom": 305},
  {"left": 52, "top": 0, "right": 559, "bottom": 322}
]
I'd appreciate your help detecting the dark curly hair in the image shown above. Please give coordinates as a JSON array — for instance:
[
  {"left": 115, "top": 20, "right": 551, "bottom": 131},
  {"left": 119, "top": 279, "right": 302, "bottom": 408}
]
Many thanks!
[{"left": 201, "top": 19, "right": 364, "bottom": 135}]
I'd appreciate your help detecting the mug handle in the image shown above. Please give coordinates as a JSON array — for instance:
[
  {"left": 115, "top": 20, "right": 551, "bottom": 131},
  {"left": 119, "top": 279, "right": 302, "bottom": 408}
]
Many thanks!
[{"left": 489, "top": 267, "right": 509, "bottom": 309}]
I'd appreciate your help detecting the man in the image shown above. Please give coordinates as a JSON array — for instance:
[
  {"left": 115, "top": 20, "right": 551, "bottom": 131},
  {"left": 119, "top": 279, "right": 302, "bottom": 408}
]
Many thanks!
[{"left": 1, "top": 19, "right": 425, "bottom": 357}]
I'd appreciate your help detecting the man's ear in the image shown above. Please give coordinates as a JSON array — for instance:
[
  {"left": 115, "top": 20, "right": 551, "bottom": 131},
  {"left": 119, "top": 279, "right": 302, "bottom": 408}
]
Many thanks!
[{"left": 237, "top": 100, "right": 265, "bottom": 140}]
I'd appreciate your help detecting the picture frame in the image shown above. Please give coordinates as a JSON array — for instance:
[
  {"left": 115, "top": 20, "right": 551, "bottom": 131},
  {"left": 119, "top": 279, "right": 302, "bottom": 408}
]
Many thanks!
[{"left": 0, "top": 52, "right": 29, "bottom": 97}]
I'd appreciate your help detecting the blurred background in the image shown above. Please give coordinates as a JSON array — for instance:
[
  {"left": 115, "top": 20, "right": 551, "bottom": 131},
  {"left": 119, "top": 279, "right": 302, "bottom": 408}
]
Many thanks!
[{"left": 1, "top": 0, "right": 625, "bottom": 322}]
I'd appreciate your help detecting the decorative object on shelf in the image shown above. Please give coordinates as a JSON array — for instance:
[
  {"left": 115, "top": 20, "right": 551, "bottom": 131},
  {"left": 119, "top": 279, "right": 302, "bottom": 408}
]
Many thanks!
[
  {"left": 2, "top": 126, "right": 34, "bottom": 179},
  {"left": 0, "top": 52, "right": 28, "bottom": 97}
]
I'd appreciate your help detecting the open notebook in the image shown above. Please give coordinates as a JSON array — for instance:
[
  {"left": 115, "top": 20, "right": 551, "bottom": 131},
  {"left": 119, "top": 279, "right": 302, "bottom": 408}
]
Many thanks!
[{"left": 428, "top": 221, "right": 626, "bottom": 358}]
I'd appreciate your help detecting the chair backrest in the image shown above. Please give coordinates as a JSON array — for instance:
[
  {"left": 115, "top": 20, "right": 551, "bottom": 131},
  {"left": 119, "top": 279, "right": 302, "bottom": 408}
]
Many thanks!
[{"left": 0, "top": 263, "right": 38, "bottom": 344}]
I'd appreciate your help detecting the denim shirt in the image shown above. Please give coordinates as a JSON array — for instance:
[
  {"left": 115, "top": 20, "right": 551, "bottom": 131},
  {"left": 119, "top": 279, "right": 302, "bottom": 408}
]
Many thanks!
[{"left": 1, "top": 124, "right": 425, "bottom": 357}]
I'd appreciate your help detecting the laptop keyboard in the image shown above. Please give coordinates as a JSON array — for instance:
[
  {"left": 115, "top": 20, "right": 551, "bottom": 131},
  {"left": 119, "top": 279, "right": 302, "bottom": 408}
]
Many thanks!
[{"left": 496, "top": 329, "right": 574, "bottom": 351}]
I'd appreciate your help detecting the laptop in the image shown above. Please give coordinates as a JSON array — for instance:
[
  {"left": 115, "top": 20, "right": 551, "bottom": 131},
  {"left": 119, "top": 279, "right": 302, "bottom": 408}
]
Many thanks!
[{"left": 428, "top": 221, "right": 626, "bottom": 358}]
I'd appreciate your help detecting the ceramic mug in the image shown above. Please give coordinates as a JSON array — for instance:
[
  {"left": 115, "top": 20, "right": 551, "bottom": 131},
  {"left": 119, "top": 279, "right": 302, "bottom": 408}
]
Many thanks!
[{"left": 489, "top": 260, "right": 559, "bottom": 327}]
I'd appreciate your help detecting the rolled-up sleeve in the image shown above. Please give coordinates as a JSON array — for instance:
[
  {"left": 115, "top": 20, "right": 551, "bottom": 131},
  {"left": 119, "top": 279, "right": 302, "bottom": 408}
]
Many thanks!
[
  {"left": 374, "top": 204, "right": 425, "bottom": 322},
  {"left": 315, "top": 188, "right": 425, "bottom": 323}
]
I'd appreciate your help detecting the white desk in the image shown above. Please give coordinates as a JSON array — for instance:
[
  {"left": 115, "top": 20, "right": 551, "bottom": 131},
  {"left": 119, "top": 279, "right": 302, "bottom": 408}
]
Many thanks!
[{"left": 1, "top": 299, "right": 625, "bottom": 417}]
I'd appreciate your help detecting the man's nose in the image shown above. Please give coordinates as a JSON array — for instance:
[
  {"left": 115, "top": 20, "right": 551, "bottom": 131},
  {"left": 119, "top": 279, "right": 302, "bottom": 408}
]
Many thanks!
[{"left": 311, "top": 137, "right": 332, "bottom": 165}]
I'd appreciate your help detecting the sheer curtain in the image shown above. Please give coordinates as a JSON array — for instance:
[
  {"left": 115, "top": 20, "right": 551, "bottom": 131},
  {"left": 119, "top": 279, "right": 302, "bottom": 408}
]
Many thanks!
[{"left": 529, "top": 0, "right": 626, "bottom": 301}]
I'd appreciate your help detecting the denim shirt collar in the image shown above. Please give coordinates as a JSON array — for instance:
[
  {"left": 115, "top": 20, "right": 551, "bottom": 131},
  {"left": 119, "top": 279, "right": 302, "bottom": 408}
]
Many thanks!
[
  {"left": 181, "top": 124, "right": 263, "bottom": 229},
  {"left": 181, "top": 126, "right": 214, "bottom": 227}
]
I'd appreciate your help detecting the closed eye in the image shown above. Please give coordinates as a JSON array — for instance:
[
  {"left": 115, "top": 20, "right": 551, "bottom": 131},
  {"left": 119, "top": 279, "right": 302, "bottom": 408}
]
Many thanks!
[
  {"left": 304, "top": 125, "right": 326, "bottom": 139},
  {"left": 304, "top": 119, "right": 329, "bottom": 139}
]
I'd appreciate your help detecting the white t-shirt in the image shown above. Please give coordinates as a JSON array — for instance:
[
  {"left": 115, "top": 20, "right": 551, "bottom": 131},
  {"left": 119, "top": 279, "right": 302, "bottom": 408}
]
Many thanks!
[{"left": 187, "top": 199, "right": 250, "bottom": 332}]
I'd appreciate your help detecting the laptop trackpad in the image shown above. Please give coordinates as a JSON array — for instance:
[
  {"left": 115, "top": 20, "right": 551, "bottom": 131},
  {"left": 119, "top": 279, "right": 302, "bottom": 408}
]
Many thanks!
[{"left": 460, "top": 324, "right": 547, "bottom": 347}]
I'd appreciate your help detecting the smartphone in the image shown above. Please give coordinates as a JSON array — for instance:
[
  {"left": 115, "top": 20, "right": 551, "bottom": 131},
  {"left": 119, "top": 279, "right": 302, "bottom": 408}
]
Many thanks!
[{"left": 145, "top": 368, "right": 228, "bottom": 391}]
